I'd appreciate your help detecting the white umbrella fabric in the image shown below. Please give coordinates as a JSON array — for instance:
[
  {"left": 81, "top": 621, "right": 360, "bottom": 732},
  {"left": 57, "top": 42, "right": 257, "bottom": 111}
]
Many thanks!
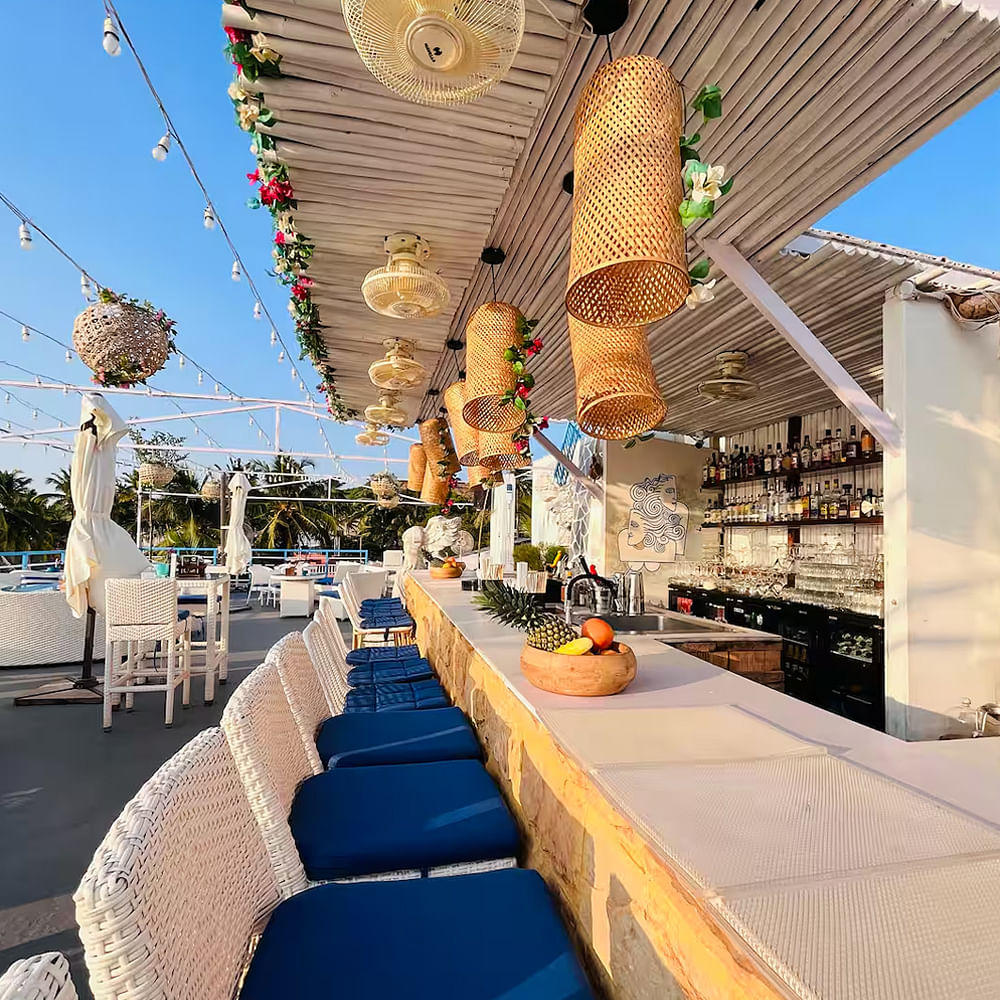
[
  {"left": 224, "top": 472, "right": 253, "bottom": 576},
  {"left": 65, "top": 393, "right": 151, "bottom": 618}
]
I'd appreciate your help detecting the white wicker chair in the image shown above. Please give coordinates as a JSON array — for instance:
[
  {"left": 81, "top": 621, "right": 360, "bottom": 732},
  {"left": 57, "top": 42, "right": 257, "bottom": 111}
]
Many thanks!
[
  {"left": 0, "top": 589, "right": 106, "bottom": 668},
  {"left": 0, "top": 953, "right": 77, "bottom": 1000},
  {"left": 74, "top": 728, "right": 281, "bottom": 1000},
  {"left": 303, "top": 617, "right": 350, "bottom": 714},
  {"left": 247, "top": 564, "right": 275, "bottom": 606},
  {"left": 103, "top": 578, "right": 191, "bottom": 731},
  {"left": 341, "top": 572, "right": 413, "bottom": 649},
  {"left": 268, "top": 632, "right": 331, "bottom": 754}
]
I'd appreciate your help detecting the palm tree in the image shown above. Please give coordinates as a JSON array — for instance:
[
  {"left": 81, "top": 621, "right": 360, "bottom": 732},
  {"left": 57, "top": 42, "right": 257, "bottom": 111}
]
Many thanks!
[
  {"left": 0, "top": 470, "right": 65, "bottom": 552},
  {"left": 161, "top": 514, "right": 215, "bottom": 550}
]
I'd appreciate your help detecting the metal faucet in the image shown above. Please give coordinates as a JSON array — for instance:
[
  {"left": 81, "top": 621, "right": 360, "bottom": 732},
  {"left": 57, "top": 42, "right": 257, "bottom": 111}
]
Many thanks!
[{"left": 564, "top": 557, "right": 618, "bottom": 623}]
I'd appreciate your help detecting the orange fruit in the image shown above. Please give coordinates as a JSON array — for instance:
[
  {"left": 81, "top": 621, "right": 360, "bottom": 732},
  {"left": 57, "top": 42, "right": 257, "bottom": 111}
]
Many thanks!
[{"left": 581, "top": 618, "right": 615, "bottom": 651}]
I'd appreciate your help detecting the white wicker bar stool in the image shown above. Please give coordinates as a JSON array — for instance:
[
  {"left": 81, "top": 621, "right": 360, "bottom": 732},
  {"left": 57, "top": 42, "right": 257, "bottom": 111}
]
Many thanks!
[
  {"left": 0, "top": 953, "right": 77, "bottom": 1000},
  {"left": 103, "top": 578, "right": 191, "bottom": 732},
  {"left": 341, "top": 573, "right": 414, "bottom": 649}
]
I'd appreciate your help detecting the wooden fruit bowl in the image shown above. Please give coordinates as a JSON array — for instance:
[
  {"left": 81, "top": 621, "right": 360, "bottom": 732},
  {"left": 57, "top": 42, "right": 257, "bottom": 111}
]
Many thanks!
[
  {"left": 429, "top": 562, "right": 464, "bottom": 580},
  {"left": 520, "top": 642, "right": 637, "bottom": 697}
]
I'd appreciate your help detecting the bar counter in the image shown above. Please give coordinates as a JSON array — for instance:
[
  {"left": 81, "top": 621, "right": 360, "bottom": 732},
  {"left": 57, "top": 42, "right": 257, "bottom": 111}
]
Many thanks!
[{"left": 405, "top": 572, "right": 1000, "bottom": 1000}]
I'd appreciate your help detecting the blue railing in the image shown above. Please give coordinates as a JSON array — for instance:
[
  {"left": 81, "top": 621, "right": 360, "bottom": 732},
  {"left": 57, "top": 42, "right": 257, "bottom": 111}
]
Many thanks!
[
  {"left": 0, "top": 550, "right": 65, "bottom": 571},
  {"left": 0, "top": 547, "right": 369, "bottom": 571}
]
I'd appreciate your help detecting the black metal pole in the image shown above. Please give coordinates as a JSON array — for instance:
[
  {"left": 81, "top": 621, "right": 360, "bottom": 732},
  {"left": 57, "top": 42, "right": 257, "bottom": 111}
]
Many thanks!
[{"left": 77, "top": 606, "right": 99, "bottom": 688}]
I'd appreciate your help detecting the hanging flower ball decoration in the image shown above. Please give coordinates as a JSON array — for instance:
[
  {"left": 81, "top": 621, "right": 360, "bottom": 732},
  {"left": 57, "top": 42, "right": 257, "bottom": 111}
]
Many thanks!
[{"left": 73, "top": 289, "right": 177, "bottom": 388}]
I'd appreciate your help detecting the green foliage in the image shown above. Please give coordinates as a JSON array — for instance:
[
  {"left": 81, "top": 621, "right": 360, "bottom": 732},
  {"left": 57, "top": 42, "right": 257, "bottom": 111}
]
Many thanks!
[
  {"left": 691, "top": 84, "right": 722, "bottom": 121},
  {"left": 130, "top": 428, "right": 188, "bottom": 467},
  {"left": 688, "top": 258, "right": 711, "bottom": 282},
  {"left": 0, "top": 470, "right": 70, "bottom": 552},
  {"left": 512, "top": 542, "right": 544, "bottom": 571}
]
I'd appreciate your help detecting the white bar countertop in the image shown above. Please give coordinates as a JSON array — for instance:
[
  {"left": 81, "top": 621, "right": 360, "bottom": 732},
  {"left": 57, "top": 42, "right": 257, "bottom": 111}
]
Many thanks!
[{"left": 413, "top": 573, "right": 1000, "bottom": 1000}]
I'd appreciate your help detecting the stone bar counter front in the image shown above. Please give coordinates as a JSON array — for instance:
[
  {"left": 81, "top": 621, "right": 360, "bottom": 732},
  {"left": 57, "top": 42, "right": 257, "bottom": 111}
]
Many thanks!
[{"left": 405, "top": 572, "right": 1000, "bottom": 1000}]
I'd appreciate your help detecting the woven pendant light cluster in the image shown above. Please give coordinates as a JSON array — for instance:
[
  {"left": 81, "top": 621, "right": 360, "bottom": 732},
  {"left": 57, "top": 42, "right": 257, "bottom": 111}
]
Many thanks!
[
  {"left": 462, "top": 301, "right": 525, "bottom": 433},
  {"left": 418, "top": 417, "right": 459, "bottom": 504},
  {"left": 564, "top": 53, "right": 678, "bottom": 439},
  {"left": 444, "top": 380, "right": 480, "bottom": 467},
  {"left": 407, "top": 444, "right": 427, "bottom": 491}
]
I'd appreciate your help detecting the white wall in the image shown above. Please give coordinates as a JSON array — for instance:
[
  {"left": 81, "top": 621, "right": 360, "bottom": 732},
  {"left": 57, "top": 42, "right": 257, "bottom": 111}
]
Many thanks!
[{"left": 883, "top": 288, "right": 1000, "bottom": 739}]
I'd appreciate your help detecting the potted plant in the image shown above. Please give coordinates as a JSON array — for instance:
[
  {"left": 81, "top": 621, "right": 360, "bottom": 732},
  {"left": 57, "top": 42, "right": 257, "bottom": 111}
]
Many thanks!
[
  {"left": 474, "top": 582, "right": 636, "bottom": 696},
  {"left": 132, "top": 429, "right": 186, "bottom": 489}
]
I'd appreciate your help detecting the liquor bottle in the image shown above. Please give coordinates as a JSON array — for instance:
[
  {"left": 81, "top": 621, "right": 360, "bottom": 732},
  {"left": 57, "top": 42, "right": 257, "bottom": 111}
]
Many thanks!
[
  {"left": 860, "top": 427, "right": 875, "bottom": 459},
  {"left": 832, "top": 427, "right": 844, "bottom": 464},
  {"left": 718, "top": 452, "right": 727, "bottom": 482},
  {"left": 707, "top": 452, "right": 717, "bottom": 483},
  {"left": 845, "top": 425, "right": 860, "bottom": 461},
  {"left": 800, "top": 435, "right": 812, "bottom": 470},
  {"left": 812, "top": 434, "right": 824, "bottom": 467},
  {"left": 837, "top": 483, "right": 850, "bottom": 519},
  {"left": 775, "top": 442, "right": 785, "bottom": 474},
  {"left": 758, "top": 448, "right": 766, "bottom": 476},
  {"left": 792, "top": 485, "right": 804, "bottom": 519},
  {"left": 800, "top": 484, "right": 810, "bottom": 520},
  {"left": 861, "top": 489, "right": 876, "bottom": 519},
  {"left": 876, "top": 488, "right": 884, "bottom": 517},
  {"left": 790, "top": 439, "right": 800, "bottom": 470},
  {"left": 820, "top": 480, "right": 831, "bottom": 519},
  {"left": 821, "top": 429, "right": 833, "bottom": 465},
  {"left": 849, "top": 489, "right": 862, "bottom": 520},
  {"left": 746, "top": 448, "right": 756, "bottom": 478},
  {"left": 738, "top": 446, "right": 747, "bottom": 480},
  {"left": 781, "top": 442, "right": 793, "bottom": 472},
  {"left": 764, "top": 443, "right": 774, "bottom": 473},
  {"left": 809, "top": 484, "right": 821, "bottom": 519}
]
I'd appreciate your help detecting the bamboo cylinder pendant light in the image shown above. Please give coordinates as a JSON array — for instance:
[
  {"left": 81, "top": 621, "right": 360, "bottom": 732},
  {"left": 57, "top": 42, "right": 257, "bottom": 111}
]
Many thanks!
[
  {"left": 566, "top": 55, "right": 689, "bottom": 327},
  {"left": 419, "top": 415, "right": 460, "bottom": 486},
  {"left": 462, "top": 301, "right": 525, "bottom": 433},
  {"left": 407, "top": 443, "right": 427, "bottom": 490},
  {"left": 569, "top": 315, "right": 666, "bottom": 440},
  {"left": 420, "top": 464, "right": 451, "bottom": 505},
  {"left": 444, "top": 380, "right": 480, "bottom": 467},
  {"left": 478, "top": 428, "right": 531, "bottom": 471}
]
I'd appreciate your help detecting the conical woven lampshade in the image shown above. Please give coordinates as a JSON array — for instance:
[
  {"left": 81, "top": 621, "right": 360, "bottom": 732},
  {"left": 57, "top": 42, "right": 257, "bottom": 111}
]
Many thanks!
[
  {"left": 444, "top": 380, "right": 480, "bottom": 467},
  {"left": 419, "top": 417, "right": 460, "bottom": 488},
  {"left": 462, "top": 301, "right": 524, "bottom": 433},
  {"left": 407, "top": 444, "right": 427, "bottom": 491},
  {"left": 478, "top": 427, "right": 531, "bottom": 470},
  {"left": 569, "top": 316, "right": 666, "bottom": 440},
  {"left": 566, "top": 56, "right": 689, "bottom": 328},
  {"left": 420, "top": 463, "right": 451, "bottom": 505}
]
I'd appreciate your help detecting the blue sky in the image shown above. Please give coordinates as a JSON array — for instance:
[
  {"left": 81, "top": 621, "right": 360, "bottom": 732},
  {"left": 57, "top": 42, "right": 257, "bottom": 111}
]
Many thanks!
[{"left": 1, "top": 0, "right": 998, "bottom": 488}]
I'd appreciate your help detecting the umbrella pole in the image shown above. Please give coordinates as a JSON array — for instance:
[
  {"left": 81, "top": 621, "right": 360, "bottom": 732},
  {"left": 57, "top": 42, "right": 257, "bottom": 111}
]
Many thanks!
[
  {"left": 15, "top": 605, "right": 102, "bottom": 706},
  {"left": 79, "top": 606, "right": 98, "bottom": 686}
]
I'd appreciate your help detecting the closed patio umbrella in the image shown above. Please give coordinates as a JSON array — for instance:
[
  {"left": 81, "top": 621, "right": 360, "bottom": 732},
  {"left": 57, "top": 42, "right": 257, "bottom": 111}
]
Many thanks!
[{"left": 224, "top": 471, "right": 252, "bottom": 576}]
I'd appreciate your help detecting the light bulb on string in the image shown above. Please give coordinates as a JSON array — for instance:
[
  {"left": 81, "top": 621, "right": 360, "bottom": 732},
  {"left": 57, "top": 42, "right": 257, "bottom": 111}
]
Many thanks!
[
  {"left": 65, "top": 350, "right": 72, "bottom": 363},
  {"left": 290, "top": 368, "right": 297, "bottom": 380},
  {"left": 34, "top": 376, "right": 41, "bottom": 386},
  {"left": 231, "top": 260, "right": 241, "bottom": 282},
  {"left": 80, "top": 272, "right": 91, "bottom": 299},
  {"left": 299, "top": 381, "right": 305, "bottom": 392},
  {"left": 152, "top": 133, "right": 171, "bottom": 162},
  {"left": 277, "top": 350, "right": 284, "bottom": 364},
  {"left": 102, "top": 15, "right": 121, "bottom": 55},
  {"left": 21, "top": 325, "right": 30, "bottom": 342},
  {"left": 253, "top": 301, "right": 262, "bottom": 320},
  {"left": 269, "top": 328, "right": 277, "bottom": 346},
  {"left": 248, "top": 416, "right": 254, "bottom": 427},
  {"left": 18, "top": 223, "right": 32, "bottom": 250},
  {"left": 203, "top": 206, "right": 216, "bottom": 229},
  {"left": 197, "top": 371, "right": 204, "bottom": 384},
  {"left": 214, "top": 383, "right": 220, "bottom": 394},
  {"left": 4, "top": 394, "right": 9, "bottom": 405},
  {"left": 62, "top": 386, "right": 68, "bottom": 396},
  {"left": 31, "top": 410, "right": 37, "bottom": 421}
]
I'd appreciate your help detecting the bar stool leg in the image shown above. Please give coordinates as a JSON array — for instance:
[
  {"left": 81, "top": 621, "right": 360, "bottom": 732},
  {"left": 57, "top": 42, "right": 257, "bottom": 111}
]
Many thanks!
[
  {"left": 164, "top": 641, "right": 175, "bottom": 728},
  {"left": 102, "top": 641, "right": 114, "bottom": 732}
]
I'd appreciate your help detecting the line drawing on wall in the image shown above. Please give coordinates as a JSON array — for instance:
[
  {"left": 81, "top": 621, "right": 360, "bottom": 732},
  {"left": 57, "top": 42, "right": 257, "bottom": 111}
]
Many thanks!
[{"left": 617, "top": 473, "right": 689, "bottom": 571}]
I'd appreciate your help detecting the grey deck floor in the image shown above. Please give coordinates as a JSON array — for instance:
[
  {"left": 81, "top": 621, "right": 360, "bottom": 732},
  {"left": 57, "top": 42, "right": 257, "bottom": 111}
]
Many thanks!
[{"left": 0, "top": 606, "right": 299, "bottom": 997}]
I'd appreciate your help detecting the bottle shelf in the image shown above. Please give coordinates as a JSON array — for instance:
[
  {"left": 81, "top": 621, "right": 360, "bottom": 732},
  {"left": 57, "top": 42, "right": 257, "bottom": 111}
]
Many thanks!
[
  {"left": 701, "top": 517, "right": 884, "bottom": 529},
  {"left": 700, "top": 453, "right": 882, "bottom": 490}
]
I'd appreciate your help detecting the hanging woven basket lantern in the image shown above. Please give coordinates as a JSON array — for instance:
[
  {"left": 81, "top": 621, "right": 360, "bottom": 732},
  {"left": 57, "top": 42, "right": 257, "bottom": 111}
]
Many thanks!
[
  {"left": 73, "top": 298, "right": 173, "bottom": 385},
  {"left": 419, "top": 417, "right": 460, "bottom": 479},
  {"left": 138, "top": 462, "right": 175, "bottom": 489},
  {"left": 200, "top": 478, "right": 222, "bottom": 501},
  {"left": 444, "top": 380, "right": 480, "bottom": 467},
  {"left": 569, "top": 316, "right": 666, "bottom": 440},
  {"left": 377, "top": 494, "right": 401, "bottom": 510},
  {"left": 566, "top": 56, "right": 689, "bottom": 328},
  {"left": 407, "top": 443, "right": 427, "bottom": 490},
  {"left": 462, "top": 301, "right": 525, "bottom": 433},
  {"left": 478, "top": 427, "right": 530, "bottom": 471},
  {"left": 420, "top": 463, "right": 451, "bottom": 505},
  {"left": 369, "top": 472, "right": 400, "bottom": 499}
]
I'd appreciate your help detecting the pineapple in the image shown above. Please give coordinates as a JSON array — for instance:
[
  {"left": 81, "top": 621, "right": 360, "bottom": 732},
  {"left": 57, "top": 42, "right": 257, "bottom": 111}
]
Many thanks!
[{"left": 473, "top": 582, "right": 578, "bottom": 651}]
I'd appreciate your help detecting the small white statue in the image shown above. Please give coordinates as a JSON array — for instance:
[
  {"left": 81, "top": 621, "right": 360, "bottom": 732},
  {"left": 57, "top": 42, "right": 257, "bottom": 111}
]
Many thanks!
[
  {"left": 424, "top": 515, "right": 464, "bottom": 560},
  {"left": 394, "top": 524, "right": 427, "bottom": 599}
]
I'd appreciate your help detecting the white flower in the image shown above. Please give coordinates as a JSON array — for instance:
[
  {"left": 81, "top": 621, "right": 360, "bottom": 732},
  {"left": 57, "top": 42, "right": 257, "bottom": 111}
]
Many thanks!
[
  {"left": 685, "top": 279, "right": 717, "bottom": 309},
  {"left": 690, "top": 164, "right": 726, "bottom": 204},
  {"left": 227, "top": 80, "right": 249, "bottom": 103},
  {"left": 250, "top": 32, "right": 281, "bottom": 64},
  {"left": 238, "top": 102, "right": 260, "bottom": 131}
]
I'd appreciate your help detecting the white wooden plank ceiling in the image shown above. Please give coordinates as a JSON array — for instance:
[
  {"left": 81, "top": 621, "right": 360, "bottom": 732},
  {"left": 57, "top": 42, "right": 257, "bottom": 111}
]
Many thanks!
[{"left": 222, "top": 0, "right": 1000, "bottom": 433}]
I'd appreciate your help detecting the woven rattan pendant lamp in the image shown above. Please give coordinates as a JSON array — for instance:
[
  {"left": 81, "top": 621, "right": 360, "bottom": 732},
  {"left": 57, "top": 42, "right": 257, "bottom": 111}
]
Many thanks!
[
  {"left": 478, "top": 428, "right": 530, "bottom": 470},
  {"left": 420, "top": 464, "right": 451, "bottom": 505},
  {"left": 569, "top": 315, "right": 666, "bottom": 439},
  {"left": 566, "top": 54, "right": 688, "bottom": 327},
  {"left": 419, "top": 416, "right": 459, "bottom": 503},
  {"left": 407, "top": 443, "right": 427, "bottom": 490},
  {"left": 444, "top": 380, "right": 480, "bottom": 467},
  {"left": 462, "top": 299, "right": 526, "bottom": 433}
]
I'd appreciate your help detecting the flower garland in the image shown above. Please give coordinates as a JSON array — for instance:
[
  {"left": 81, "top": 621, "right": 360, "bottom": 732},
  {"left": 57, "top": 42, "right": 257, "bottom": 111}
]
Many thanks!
[
  {"left": 91, "top": 288, "right": 177, "bottom": 388},
  {"left": 500, "top": 312, "right": 548, "bottom": 456},
  {"left": 221, "top": 9, "right": 357, "bottom": 422},
  {"left": 678, "top": 84, "right": 733, "bottom": 310}
]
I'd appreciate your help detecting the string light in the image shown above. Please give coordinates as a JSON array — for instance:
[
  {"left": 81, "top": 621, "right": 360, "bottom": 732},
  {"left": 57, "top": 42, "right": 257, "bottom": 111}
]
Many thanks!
[
  {"left": 248, "top": 416, "right": 254, "bottom": 427},
  {"left": 31, "top": 410, "right": 37, "bottom": 420},
  {"left": 102, "top": 14, "right": 121, "bottom": 56},
  {"left": 231, "top": 260, "right": 241, "bottom": 282},
  {"left": 62, "top": 386, "right": 68, "bottom": 395},
  {"left": 151, "top": 133, "right": 171, "bottom": 162},
  {"left": 80, "top": 273, "right": 91, "bottom": 299},
  {"left": 290, "top": 367, "right": 297, "bottom": 380},
  {"left": 64, "top": 350, "right": 72, "bottom": 363},
  {"left": 197, "top": 371, "right": 204, "bottom": 384},
  {"left": 269, "top": 328, "right": 277, "bottom": 346},
  {"left": 203, "top": 206, "right": 216, "bottom": 229},
  {"left": 4, "top": 394, "right": 9, "bottom": 404},
  {"left": 214, "top": 382, "right": 220, "bottom": 393},
  {"left": 253, "top": 300, "right": 262, "bottom": 320},
  {"left": 178, "top": 355, "right": 185, "bottom": 369},
  {"left": 20, "top": 325, "right": 29, "bottom": 342},
  {"left": 299, "top": 381, "right": 305, "bottom": 392},
  {"left": 18, "top": 223, "right": 31, "bottom": 250},
  {"left": 277, "top": 350, "right": 285, "bottom": 364}
]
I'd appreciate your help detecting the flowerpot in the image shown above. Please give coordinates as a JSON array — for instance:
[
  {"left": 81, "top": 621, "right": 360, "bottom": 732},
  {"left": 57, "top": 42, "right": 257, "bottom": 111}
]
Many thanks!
[
  {"left": 519, "top": 642, "right": 637, "bottom": 697},
  {"left": 429, "top": 563, "right": 464, "bottom": 580}
]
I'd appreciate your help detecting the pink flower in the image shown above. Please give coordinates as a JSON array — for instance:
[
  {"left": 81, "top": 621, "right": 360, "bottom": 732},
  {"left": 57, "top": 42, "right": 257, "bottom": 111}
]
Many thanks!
[
  {"left": 516, "top": 385, "right": 530, "bottom": 400},
  {"left": 274, "top": 231, "right": 286, "bottom": 245},
  {"left": 224, "top": 26, "right": 249, "bottom": 45},
  {"left": 538, "top": 416, "right": 550, "bottom": 430},
  {"left": 247, "top": 169, "right": 260, "bottom": 184}
]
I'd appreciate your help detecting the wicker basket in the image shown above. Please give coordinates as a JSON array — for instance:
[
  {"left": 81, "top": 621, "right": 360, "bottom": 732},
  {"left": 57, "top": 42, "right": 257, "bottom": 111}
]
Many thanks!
[
  {"left": 407, "top": 443, "right": 427, "bottom": 490},
  {"left": 462, "top": 301, "right": 524, "bottom": 433},
  {"left": 566, "top": 56, "right": 689, "bottom": 328},
  {"left": 138, "top": 462, "right": 174, "bottom": 489},
  {"left": 478, "top": 428, "right": 530, "bottom": 470},
  {"left": 369, "top": 472, "right": 399, "bottom": 499},
  {"left": 444, "top": 380, "right": 480, "bottom": 467},
  {"left": 420, "top": 463, "right": 451, "bottom": 505},
  {"left": 569, "top": 316, "right": 666, "bottom": 439},
  {"left": 200, "top": 479, "right": 221, "bottom": 501},
  {"left": 73, "top": 301, "right": 171, "bottom": 383},
  {"left": 419, "top": 417, "right": 460, "bottom": 479}
]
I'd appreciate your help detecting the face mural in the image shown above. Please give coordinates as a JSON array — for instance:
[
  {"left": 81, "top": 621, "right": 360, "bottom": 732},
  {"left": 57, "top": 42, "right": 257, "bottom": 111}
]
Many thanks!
[{"left": 617, "top": 473, "right": 689, "bottom": 571}]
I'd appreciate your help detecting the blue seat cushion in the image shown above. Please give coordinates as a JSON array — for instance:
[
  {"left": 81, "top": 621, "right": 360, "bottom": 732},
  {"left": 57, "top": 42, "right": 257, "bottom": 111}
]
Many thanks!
[
  {"left": 177, "top": 609, "right": 190, "bottom": 621},
  {"left": 315, "top": 576, "right": 334, "bottom": 585},
  {"left": 288, "top": 759, "right": 519, "bottom": 880},
  {"left": 345, "top": 645, "right": 420, "bottom": 664},
  {"left": 345, "top": 658, "right": 433, "bottom": 685},
  {"left": 343, "top": 678, "right": 448, "bottom": 713},
  {"left": 240, "top": 868, "right": 594, "bottom": 1000},
  {"left": 177, "top": 594, "right": 208, "bottom": 605},
  {"left": 360, "top": 615, "right": 414, "bottom": 629},
  {"left": 316, "top": 706, "right": 480, "bottom": 768}
]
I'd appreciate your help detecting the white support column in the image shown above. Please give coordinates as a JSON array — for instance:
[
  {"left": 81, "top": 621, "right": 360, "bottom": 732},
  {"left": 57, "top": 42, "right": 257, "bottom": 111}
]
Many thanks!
[
  {"left": 489, "top": 473, "right": 517, "bottom": 572},
  {"left": 882, "top": 285, "right": 1000, "bottom": 739},
  {"left": 701, "top": 238, "right": 902, "bottom": 455}
]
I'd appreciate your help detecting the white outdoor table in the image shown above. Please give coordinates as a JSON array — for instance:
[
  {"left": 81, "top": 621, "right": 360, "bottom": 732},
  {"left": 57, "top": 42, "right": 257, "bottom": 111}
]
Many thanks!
[
  {"left": 272, "top": 574, "right": 315, "bottom": 617},
  {"left": 176, "top": 574, "right": 230, "bottom": 703}
]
